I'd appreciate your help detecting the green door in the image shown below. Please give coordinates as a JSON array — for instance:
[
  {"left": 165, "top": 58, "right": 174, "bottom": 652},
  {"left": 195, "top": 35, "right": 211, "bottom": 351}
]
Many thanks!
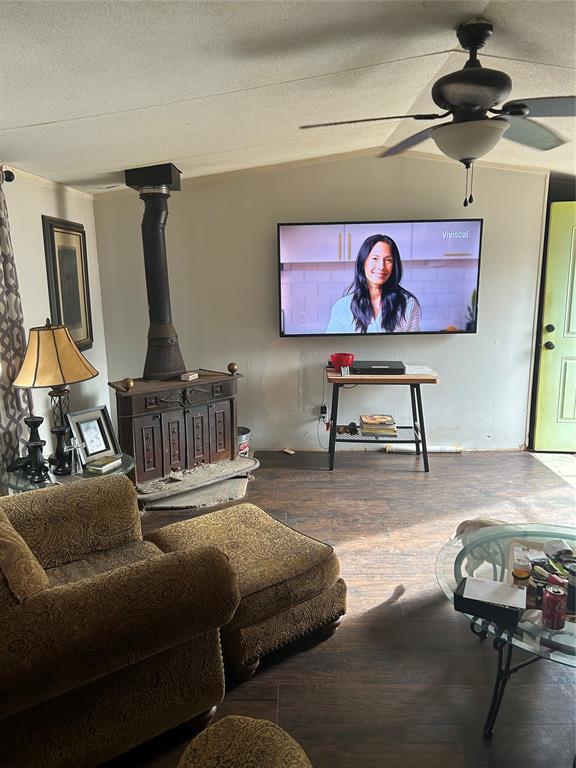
[{"left": 533, "top": 201, "right": 576, "bottom": 451}]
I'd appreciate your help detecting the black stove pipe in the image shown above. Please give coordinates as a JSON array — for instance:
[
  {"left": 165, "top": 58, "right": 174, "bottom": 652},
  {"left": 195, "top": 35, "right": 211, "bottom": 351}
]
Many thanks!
[
  {"left": 139, "top": 185, "right": 185, "bottom": 380},
  {"left": 124, "top": 164, "right": 186, "bottom": 381}
]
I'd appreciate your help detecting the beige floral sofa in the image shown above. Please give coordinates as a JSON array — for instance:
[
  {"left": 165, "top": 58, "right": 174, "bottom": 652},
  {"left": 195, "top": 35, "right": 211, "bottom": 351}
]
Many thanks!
[
  {"left": 0, "top": 475, "right": 239, "bottom": 768},
  {"left": 0, "top": 473, "right": 345, "bottom": 767}
]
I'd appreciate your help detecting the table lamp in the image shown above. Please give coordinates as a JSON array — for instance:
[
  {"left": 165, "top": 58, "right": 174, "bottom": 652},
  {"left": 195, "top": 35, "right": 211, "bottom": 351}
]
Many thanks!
[{"left": 13, "top": 319, "right": 98, "bottom": 477}]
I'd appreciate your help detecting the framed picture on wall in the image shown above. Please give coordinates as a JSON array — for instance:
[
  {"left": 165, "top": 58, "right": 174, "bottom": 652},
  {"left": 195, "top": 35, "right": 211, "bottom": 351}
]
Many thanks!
[
  {"left": 42, "top": 216, "right": 93, "bottom": 351},
  {"left": 67, "top": 405, "right": 121, "bottom": 466}
]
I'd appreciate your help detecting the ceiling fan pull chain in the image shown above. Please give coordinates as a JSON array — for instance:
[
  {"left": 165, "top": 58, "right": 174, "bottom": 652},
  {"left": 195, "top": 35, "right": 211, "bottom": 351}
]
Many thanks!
[
  {"left": 463, "top": 164, "right": 469, "bottom": 207},
  {"left": 469, "top": 163, "right": 475, "bottom": 204}
]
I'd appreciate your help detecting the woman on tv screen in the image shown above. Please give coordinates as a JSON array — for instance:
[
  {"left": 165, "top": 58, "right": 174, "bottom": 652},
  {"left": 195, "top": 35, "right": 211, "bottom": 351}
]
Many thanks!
[{"left": 326, "top": 234, "right": 421, "bottom": 334}]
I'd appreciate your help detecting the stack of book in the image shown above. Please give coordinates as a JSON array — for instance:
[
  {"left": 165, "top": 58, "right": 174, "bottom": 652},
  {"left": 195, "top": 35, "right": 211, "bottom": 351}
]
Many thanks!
[
  {"left": 359, "top": 414, "right": 397, "bottom": 437},
  {"left": 85, "top": 455, "right": 123, "bottom": 474}
]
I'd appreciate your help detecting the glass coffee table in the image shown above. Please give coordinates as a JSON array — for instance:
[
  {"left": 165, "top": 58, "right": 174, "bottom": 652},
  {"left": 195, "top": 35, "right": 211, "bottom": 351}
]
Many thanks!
[
  {"left": 0, "top": 453, "right": 135, "bottom": 494},
  {"left": 436, "top": 523, "right": 576, "bottom": 738}
]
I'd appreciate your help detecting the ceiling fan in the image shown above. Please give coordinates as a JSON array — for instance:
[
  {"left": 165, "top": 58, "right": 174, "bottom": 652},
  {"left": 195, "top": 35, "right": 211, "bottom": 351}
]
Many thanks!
[{"left": 300, "top": 20, "right": 575, "bottom": 204}]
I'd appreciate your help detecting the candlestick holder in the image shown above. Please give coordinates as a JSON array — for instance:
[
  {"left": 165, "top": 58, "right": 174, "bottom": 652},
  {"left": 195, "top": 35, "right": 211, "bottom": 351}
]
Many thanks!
[
  {"left": 22, "top": 416, "right": 48, "bottom": 479},
  {"left": 26, "top": 439, "right": 49, "bottom": 483},
  {"left": 51, "top": 425, "right": 71, "bottom": 475}
]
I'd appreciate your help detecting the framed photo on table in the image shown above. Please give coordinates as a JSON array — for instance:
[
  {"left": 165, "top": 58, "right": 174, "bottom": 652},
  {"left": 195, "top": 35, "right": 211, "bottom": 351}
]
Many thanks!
[
  {"left": 67, "top": 405, "right": 121, "bottom": 466},
  {"left": 42, "top": 216, "right": 93, "bottom": 351}
]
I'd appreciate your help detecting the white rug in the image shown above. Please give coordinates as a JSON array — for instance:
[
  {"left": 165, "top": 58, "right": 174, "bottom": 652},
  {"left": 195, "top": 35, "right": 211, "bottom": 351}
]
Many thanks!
[{"left": 136, "top": 456, "right": 259, "bottom": 502}]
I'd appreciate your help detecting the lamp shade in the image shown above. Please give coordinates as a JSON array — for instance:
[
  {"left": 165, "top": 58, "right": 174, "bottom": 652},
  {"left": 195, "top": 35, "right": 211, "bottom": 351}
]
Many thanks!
[
  {"left": 13, "top": 321, "right": 98, "bottom": 389},
  {"left": 431, "top": 118, "right": 509, "bottom": 162}
]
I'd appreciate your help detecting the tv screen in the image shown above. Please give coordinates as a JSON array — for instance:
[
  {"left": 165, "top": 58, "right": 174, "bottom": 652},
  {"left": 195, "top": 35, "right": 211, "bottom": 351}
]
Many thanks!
[{"left": 278, "top": 219, "right": 482, "bottom": 336}]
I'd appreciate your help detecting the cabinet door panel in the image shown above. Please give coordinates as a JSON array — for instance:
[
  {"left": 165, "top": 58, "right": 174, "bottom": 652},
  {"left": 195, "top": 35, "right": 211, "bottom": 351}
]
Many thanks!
[
  {"left": 279, "top": 224, "right": 344, "bottom": 263},
  {"left": 186, "top": 405, "right": 209, "bottom": 467},
  {"left": 133, "top": 413, "right": 163, "bottom": 482},
  {"left": 209, "top": 399, "right": 232, "bottom": 462},
  {"left": 161, "top": 410, "right": 186, "bottom": 473}
]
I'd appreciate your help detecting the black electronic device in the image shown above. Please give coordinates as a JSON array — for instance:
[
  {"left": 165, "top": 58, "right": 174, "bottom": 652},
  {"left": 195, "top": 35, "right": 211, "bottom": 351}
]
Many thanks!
[{"left": 352, "top": 360, "right": 406, "bottom": 376}]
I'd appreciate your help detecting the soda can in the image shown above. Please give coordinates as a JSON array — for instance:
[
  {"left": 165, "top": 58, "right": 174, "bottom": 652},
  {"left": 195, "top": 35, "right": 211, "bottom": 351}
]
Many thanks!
[
  {"left": 542, "top": 585, "right": 567, "bottom": 630},
  {"left": 547, "top": 573, "right": 568, "bottom": 588}
]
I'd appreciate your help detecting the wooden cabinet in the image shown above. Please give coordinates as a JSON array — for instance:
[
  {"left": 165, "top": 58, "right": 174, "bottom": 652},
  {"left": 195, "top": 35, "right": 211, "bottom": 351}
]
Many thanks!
[{"left": 111, "top": 370, "right": 240, "bottom": 484}]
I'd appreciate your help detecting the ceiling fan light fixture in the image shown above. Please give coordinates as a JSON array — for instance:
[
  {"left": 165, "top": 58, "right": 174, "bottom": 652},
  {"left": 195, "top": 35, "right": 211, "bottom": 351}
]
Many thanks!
[{"left": 431, "top": 119, "right": 509, "bottom": 162}]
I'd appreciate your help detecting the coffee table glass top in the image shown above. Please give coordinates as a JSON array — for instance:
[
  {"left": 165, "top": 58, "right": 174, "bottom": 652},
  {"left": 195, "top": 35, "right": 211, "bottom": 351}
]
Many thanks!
[
  {"left": 436, "top": 523, "right": 576, "bottom": 667},
  {"left": 1, "top": 453, "right": 135, "bottom": 493}
]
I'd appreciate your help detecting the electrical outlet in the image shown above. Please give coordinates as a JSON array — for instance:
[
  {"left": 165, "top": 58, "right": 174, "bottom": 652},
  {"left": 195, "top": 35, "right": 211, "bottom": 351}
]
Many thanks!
[{"left": 320, "top": 404, "right": 328, "bottom": 417}]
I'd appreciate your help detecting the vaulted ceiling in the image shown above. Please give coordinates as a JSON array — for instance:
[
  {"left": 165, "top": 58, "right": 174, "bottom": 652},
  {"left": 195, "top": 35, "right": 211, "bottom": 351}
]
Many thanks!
[{"left": 1, "top": 0, "right": 575, "bottom": 193}]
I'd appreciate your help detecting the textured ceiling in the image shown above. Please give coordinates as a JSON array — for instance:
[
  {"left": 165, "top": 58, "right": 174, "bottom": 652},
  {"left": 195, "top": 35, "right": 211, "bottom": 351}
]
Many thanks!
[{"left": 1, "top": 0, "right": 575, "bottom": 193}]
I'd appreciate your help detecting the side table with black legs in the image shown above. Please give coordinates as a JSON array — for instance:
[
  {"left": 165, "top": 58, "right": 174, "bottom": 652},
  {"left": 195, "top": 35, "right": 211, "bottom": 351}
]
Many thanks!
[{"left": 326, "top": 366, "right": 439, "bottom": 471}]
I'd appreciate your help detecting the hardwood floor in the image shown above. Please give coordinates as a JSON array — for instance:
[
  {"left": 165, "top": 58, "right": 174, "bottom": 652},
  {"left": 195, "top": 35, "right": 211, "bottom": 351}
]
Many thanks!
[{"left": 117, "top": 451, "right": 576, "bottom": 767}]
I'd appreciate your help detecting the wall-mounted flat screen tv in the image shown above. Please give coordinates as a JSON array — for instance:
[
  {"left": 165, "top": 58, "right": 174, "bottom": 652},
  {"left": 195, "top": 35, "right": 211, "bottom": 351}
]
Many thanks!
[{"left": 278, "top": 219, "right": 483, "bottom": 336}]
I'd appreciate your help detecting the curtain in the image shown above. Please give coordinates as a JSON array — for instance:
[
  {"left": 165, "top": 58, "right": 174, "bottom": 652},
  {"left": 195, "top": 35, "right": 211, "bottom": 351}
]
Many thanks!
[{"left": 0, "top": 169, "right": 32, "bottom": 466}]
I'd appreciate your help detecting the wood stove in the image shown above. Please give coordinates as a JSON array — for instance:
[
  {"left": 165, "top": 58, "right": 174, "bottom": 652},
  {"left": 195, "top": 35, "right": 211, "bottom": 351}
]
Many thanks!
[{"left": 109, "top": 164, "right": 240, "bottom": 485}]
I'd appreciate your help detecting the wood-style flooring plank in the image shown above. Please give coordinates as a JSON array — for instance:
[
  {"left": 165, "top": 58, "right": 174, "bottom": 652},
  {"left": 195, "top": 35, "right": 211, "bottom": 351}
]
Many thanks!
[{"left": 118, "top": 451, "right": 576, "bottom": 767}]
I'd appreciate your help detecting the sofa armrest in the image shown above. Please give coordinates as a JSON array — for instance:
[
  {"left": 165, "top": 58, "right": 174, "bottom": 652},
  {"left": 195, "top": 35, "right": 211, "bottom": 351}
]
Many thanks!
[
  {"left": 2, "top": 475, "right": 142, "bottom": 568},
  {"left": 0, "top": 545, "right": 239, "bottom": 719}
]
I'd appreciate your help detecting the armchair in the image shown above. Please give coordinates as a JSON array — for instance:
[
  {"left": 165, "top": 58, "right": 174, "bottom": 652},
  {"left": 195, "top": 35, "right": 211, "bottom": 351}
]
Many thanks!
[{"left": 0, "top": 475, "right": 240, "bottom": 768}]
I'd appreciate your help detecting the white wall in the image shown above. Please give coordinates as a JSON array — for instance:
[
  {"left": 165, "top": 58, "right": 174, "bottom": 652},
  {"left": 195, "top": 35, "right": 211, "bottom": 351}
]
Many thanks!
[
  {"left": 94, "top": 153, "right": 548, "bottom": 451},
  {"left": 4, "top": 169, "right": 109, "bottom": 446}
]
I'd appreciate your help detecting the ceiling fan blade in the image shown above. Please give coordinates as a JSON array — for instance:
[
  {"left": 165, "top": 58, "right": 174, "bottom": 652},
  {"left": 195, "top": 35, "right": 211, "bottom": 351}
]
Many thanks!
[
  {"left": 378, "top": 127, "right": 434, "bottom": 158},
  {"left": 501, "top": 116, "right": 567, "bottom": 151},
  {"left": 300, "top": 113, "right": 446, "bottom": 129},
  {"left": 502, "top": 96, "right": 576, "bottom": 118}
]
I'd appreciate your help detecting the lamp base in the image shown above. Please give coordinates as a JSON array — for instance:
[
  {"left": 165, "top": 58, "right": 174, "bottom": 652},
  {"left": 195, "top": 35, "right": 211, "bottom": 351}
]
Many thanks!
[{"left": 48, "top": 386, "right": 70, "bottom": 428}]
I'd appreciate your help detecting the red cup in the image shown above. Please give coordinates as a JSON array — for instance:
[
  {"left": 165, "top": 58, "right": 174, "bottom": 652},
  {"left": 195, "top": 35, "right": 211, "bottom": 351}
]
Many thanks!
[{"left": 330, "top": 353, "right": 355, "bottom": 372}]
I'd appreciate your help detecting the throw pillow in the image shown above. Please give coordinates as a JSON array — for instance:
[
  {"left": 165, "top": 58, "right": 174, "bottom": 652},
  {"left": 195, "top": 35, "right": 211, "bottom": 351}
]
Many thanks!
[{"left": 0, "top": 509, "right": 49, "bottom": 603}]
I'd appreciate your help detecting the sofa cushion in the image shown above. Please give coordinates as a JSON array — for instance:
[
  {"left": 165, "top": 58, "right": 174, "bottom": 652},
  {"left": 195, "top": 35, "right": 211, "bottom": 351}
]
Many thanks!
[
  {"left": 46, "top": 540, "right": 164, "bottom": 587},
  {"left": 0, "top": 509, "right": 49, "bottom": 609},
  {"left": 146, "top": 503, "right": 340, "bottom": 630},
  {"left": 2, "top": 475, "right": 142, "bottom": 568}
]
